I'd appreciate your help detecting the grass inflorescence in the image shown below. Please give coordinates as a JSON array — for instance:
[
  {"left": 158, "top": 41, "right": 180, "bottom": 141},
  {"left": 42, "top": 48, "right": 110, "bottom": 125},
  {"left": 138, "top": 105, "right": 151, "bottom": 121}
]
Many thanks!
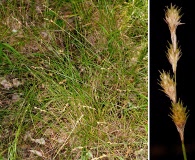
[{"left": 159, "top": 4, "right": 188, "bottom": 160}]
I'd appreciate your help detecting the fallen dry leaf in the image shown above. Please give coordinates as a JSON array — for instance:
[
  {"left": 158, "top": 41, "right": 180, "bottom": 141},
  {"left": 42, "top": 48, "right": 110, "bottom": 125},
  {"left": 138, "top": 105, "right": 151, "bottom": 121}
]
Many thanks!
[
  {"left": 32, "top": 138, "right": 46, "bottom": 145},
  {"left": 29, "top": 149, "right": 43, "bottom": 157},
  {"left": 12, "top": 78, "right": 22, "bottom": 87},
  {"left": 11, "top": 93, "right": 20, "bottom": 102},
  {"left": 0, "top": 79, "right": 13, "bottom": 90},
  {"left": 24, "top": 132, "right": 46, "bottom": 145}
]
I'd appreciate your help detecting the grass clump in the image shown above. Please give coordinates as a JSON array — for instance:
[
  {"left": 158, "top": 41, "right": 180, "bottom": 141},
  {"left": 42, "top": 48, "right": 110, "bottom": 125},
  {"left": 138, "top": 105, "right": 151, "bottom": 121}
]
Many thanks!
[{"left": 0, "top": 0, "right": 148, "bottom": 159}]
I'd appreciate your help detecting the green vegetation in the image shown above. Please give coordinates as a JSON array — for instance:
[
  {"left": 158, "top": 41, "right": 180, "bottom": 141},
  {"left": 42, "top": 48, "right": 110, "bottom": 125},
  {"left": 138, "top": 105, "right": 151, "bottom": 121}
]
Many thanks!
[{"left": 0, "top": 0, "right": 148, "bottom": 159}]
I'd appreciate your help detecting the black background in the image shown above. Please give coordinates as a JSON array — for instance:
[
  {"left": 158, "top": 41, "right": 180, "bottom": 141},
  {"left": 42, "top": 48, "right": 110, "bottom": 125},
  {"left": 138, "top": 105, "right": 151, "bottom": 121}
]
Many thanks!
[{"left": 150, "top": 0, "right": 195, "bottom": 159}]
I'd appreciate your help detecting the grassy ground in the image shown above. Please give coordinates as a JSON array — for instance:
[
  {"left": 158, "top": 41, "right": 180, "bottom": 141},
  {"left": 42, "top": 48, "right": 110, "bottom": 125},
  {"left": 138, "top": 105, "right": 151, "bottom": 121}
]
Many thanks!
[{"left": 0, "top": 0, "right": 148, "bottom": 159}]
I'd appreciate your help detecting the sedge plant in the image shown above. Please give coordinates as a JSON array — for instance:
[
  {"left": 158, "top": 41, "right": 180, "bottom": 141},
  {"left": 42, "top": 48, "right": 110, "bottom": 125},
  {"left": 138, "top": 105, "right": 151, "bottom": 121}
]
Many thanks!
[{"left": 159, "top": 4, "right": 189, "bottom": 160}]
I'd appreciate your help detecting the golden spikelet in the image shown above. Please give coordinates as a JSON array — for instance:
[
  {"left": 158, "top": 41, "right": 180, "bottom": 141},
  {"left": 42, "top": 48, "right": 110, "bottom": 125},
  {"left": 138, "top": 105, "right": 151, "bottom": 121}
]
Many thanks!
[{"left": 170, "top": 100, "right": 189, "bottom": 142}]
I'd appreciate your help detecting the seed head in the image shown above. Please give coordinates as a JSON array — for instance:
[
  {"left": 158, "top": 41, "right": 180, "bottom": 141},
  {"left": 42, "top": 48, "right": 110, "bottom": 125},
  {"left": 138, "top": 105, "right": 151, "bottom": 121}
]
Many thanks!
[
  {"left": 159, "top": 71, "right": 176, "bottom": 103},
  {"left": 165, "top": 4, "right": 183, "bottom": 34},
  {"left": 166, "top": 43, "right": 182, "bottom": 73},
  {"left": 170, "top": 100, "right": 189, "bottom": 142}
]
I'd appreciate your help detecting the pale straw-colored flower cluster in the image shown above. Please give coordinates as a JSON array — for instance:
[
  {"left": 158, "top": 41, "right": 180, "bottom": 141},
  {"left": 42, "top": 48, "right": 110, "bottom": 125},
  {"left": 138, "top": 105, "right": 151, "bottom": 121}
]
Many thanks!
[
  {"left": 159, "top": 4, "right": 188, "bottom": 144},
  {"left": 166, "top": 43, "right": 181, "bottom": 74},
  {"left": 159, "top": 71, "right": 176, "bottom": 103},
  {"left": 165, "top": 4, "right": 183, "bottom": 52}
]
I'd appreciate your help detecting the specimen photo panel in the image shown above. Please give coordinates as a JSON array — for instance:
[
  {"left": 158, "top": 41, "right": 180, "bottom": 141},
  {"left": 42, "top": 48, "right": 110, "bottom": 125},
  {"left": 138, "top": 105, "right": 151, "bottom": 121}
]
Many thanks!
[{"left": 150, "top": 0, "right": 195, "bottom": 159}]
